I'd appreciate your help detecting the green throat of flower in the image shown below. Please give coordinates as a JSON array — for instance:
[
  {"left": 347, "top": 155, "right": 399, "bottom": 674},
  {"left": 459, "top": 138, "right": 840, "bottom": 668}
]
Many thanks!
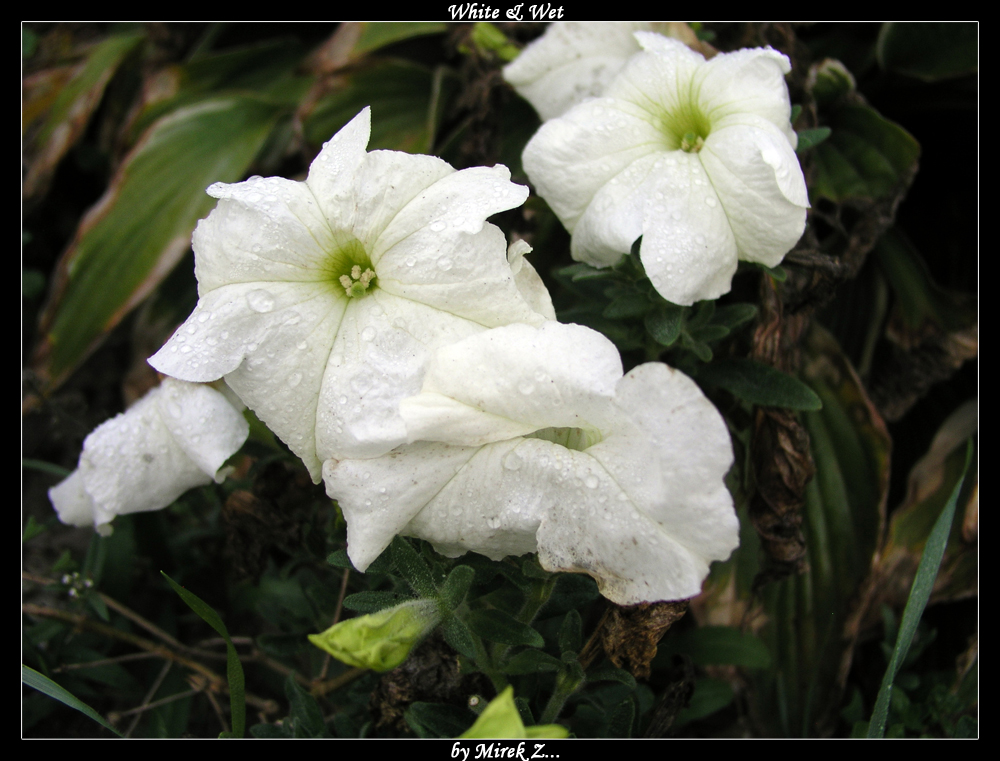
[
  {"left": 654, "top": 100, "right": 711, "bottom": 153},
  {"left": 526, "top": 426, "right": 603, "bottom": 452},
  {"left": 325, "top": 233, "right": 377, "bottom": 299}
]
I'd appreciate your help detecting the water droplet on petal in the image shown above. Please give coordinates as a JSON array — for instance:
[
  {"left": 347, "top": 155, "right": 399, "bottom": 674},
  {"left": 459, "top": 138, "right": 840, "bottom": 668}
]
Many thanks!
[
  {"left": 246, "top": 289, "right": 275, "bottom": 313},
  {"left": 287, "top": 372, "right": 302, "bottom": 388}
]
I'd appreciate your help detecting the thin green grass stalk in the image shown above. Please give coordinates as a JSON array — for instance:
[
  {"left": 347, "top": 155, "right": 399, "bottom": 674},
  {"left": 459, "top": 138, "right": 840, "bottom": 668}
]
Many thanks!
[
  {"left": 866, "top": 440, "right": 973, "bottom": 738},
  {"left": 161, "top": 572, "right": 246, "bottom": 738}
]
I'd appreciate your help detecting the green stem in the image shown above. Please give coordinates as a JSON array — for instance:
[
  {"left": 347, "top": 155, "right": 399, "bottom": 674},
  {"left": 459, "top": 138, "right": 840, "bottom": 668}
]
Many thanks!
[
  {"left": 539, "top": 666, "right": 584, "bottom": 725},
  {"left": 491, "top": 571, "right": 559, "bottom": 668}
]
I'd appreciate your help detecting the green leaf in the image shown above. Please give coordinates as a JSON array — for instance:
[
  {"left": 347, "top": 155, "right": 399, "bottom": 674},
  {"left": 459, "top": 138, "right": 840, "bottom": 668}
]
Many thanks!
[
  {"left": 586, "top": 665, "right": 636, "bottom": 690},
  {"left": 759, "top": 262, "right": 787, "bottom": 282},
  {"left": 390, "top": 537, "right": 437, "bottom": 597},
  {"left": 33, "top": 96, "right": 285, "bottom": 391},
  {"left": 868, "top": 442, "right": 973, "bottom": 738},
  {"left": 502, "top": 649, "right": 564, "bottom": 675},
  {"left": 466, "top": 609, "right": 545, "bottom": 648},
  {"left": 645, "top": 303, "right": 685, "bottom": 346},
  {"left": 22, "top": 515, "right": 48, "bottom": 543},
  {"left": 603, "top": 291, "right": 650, "bottom": 319},
  {"left": 659, "top": 626, "right": 771, "bottom": 669},
  {"left": 795, "top": 126, "right": 832, "bottom": 153},
  {"left": 406, "top": 702, "right": 473, "bottom": 738},
  {"left": 711, "top": 303, "right": 757, "bottom": 330},
  {"left": 877, "top": 22, "right": 977, "bottom": 81},
  {"left": 558, "top": 263, "right": 615, "bottom": 282},
  {"left": 439, "top": 565, "right": 475, "bottom": 610},
  {"left": 22, "top": 458, "right": 72, "bottom": 478},
  {"left": 811, "top": 105, "right": 920, "bottom": 203},
  {"left": 441, "top": 615, "right": 478, "bottom": 660},
  {"left": 673, "top": 678, "right": 735, "bottom": 728},
  {"left": 607, "top": 697, "right": 635, "bottom": 738},
  {"left": 681, "top": 333, "right": 713, "bottom": 362},
  {"left": 688, "top": 324, "right": 730, "bottom": 343},
  {"left": 161, "top": 572, "right": 245, "bottom": 737},
  {"left": 326, "top": 549, "right": 354, "bottom": 569},
  {"left": 697, "top": 358, "right": 822, "bottom": 410},
  {"left": 304, "top": 59, "right": 455, "bottom": 154},
  {"left": 807, "top": 59, "right": 856, "bottom": 106},
  {"left": 23, "top": 32, "right": 145, "bottom": 200},
  {"left": 21, "top": 664, "right": 124, "bottom": 737},
  {"left": 753, "top": 325, "right": 892, "bottom": 736},
  {"left": 558, "top": 609, "right": 582, "bottom": 655},
  {"left": 285, "top": 674, "right": 329, "bottom": 738},
  {"left": 343, "top": 590, "right": 415, "bottom": 613},
  {"left": 469, "top": 22, "right": 521, "bottom": 62},
  {"left": 352, "top": 22, "right": 449, "bottom": 58}
]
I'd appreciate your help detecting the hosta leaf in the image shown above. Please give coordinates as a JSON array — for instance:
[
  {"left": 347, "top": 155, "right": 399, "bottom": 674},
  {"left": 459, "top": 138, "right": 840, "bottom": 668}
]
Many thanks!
[
  {"left": 304, "top": 59, "right": 456, "bottom": 154},
  {"left": 754, "top": 325, "right": 891, "bottom": 736},
  {"left": 352, "top": 22, "right": 448, "bottom": 58},
  {"left": 23, "top": 32, "right": 145, "bottom": 201},
  {"left": 32, "top": 96, "right": 285, "bottom": 392}
]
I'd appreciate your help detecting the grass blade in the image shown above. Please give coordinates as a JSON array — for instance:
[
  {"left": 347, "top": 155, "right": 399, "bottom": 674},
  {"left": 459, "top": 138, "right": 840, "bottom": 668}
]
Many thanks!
[
  {"left": 22, "top": 664, "right": 124, "bottom": 737},
  {"left": 867, "top": 439, "right": 973, "bottom": 737},
  {"left": 161, "top": 572, "right": 245, "bottom": 737}
]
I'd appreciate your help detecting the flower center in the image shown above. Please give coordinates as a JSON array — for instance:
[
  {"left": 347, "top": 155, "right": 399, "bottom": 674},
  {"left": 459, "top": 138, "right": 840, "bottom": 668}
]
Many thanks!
[
  {"left": 324, "top": 232, "right": 377, "bottom": 298},
  {"left": 653, "top": 98, "right": 711, "bottom": 153},
  {"left": 525, "top": 426, "right": 602, "bottom": 452}
]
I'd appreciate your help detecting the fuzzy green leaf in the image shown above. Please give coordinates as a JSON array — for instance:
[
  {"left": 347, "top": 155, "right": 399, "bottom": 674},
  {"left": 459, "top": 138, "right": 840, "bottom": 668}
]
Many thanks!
[{"left": 698, "top": 358, "right": 822, "bottom": 410}]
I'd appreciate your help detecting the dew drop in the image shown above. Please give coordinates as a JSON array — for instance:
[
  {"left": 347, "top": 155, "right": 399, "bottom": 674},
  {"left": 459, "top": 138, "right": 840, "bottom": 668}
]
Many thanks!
[
  {"left": 437, "top": 257, "right": 453, "bottom": 271},
  {"left": 429, "top": 220, "right": 446, "bottom": 232},
  {"left": 705, "top": 196, "right": 717, "bottom": 207},
  {"left": 361, "top": 326, "right": 376, "bottom": 341},
  {"left": 246, "top": 289, "right": 276, "bottom": 313},
  {"left": 287, "top": 372, "right": 302, "bottom": 388},
  {"left": 518, "top": 380, "right": 534, "bottom": 395}
]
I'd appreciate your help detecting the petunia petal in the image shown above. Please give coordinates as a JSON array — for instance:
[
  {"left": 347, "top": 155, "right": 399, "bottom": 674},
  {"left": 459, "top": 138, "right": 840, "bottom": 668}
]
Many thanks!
[
  {"left": 523, "top": 97, "right": 662, "bottom": 245},
  {"left": 637, "top": 151, "right": 738, "bottom": 306},
  {"left": 305, "top": 107, "right": 372, "bottom": 230},
  {"left": 692, "top": 44, "right": 797, "bottom": 147},
  {"left": 504, "top": 22, "right": 662, "bottom": 121},
  {"left": 508, "top": 240, "right": 556, "bottom": 321},
  {"left": 597, "top": 363, "right": 738, "bottom": 562},
  {"left": 152, "top": 110, "right": 544, "bottom": 478},
  {"left": 700, "top": 118, "right": 808, "bottom": 266},
  {"left": 400, "top": 322, "right": 622, "bottom": 446},
  {"left": 195, "top": 176, "right": 335, "bottom": 292},
  {"left": 323, "top": 441, "right": 482, "bottom": 571},
  {"left": 49, "top": 380, "right": 248, "bottom": 534},
  {"left": 315, "top": 290, "right": 486, "bottom": 461}
]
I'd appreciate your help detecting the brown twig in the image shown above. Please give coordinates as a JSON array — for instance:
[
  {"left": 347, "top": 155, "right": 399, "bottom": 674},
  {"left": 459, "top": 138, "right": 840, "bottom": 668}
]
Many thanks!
[{"left": 125, "top": 660, "right": 173, "bottom": 737}]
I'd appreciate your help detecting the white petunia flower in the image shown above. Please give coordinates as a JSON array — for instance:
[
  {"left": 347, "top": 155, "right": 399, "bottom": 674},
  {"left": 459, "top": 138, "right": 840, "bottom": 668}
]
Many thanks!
[
  {"left": 523, "top": 33, "right": 809, "bottom": 306},
  {"left": 49, "top": 379, "right": 249, "bottom": 536},
  {"left": 150, "top": 108, "right": 546, "bottom": 480},
  {"left": 503, "top": 22, "right": 679, "bottom": 121},
  {"left": 324, "top": 322, "right": 738, "bottom": 605}
]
